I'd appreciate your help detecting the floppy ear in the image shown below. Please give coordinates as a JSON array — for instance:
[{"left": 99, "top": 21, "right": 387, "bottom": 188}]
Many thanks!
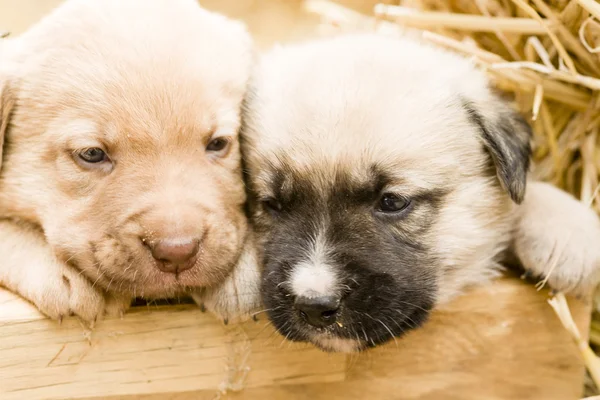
[
  {"left": 0, "top": 77, "right": 16, "bottom": 174},
  {"left": 462, "top": 97, "right": 532, "bottom": 204}
]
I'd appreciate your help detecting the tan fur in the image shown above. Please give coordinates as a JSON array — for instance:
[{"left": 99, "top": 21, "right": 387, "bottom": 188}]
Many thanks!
[
  {"left": 0, "top": 0, "right": 254, "bottom": 323},
  {"left": 192, "top": 231, "right": 262, "bottom": 324},
  {"left": 0, "top": 219, "right": 130, "bottom": 321}
]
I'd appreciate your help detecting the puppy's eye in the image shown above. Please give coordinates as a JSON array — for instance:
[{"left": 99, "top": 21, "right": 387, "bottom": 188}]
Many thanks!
[
  {"left": 78, "top": 147, "right": 108, "bottom": 164},
  {"left": 206, "top": 137, "right": 230, "bottom": 153},
  {"left": 261, "top": 197, "right": 282, "bottom": 216},
  {"left": 377, "top": 193, "right": 410, "bottom": 213}
]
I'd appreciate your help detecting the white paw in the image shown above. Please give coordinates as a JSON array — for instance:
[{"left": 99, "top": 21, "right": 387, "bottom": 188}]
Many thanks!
[
  {"left": 192, "top": 234, "right": 262, "bottom": 324},
  {"left": 514, "top": 182, "right": 600, "bottom": 297}
]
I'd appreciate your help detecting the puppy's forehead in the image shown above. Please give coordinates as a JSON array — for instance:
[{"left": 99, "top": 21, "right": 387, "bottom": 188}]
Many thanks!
[
  {"left": 259, "top": 159, "right": 386, "bottom": 192},
  {"left": 245, "top": 34, "right": 493, "bottom": 192},
  {"left": 9, "top": 0, "right": 252, "bottom": 137},
  {"left": 253, "top": 156, "right": 442, "bottom": 200}
]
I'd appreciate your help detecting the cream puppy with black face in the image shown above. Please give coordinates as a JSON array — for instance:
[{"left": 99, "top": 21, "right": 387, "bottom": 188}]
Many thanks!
[
  {"left": 0, "top": 0, "right": 258, "bottom": 322},
  {"left": 241, "top": 33, "right": 600, "bottom": 352}
]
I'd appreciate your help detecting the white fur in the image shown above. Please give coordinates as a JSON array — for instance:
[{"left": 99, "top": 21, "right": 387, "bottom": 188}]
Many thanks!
[
  {"left": 290, "top": 262, "right": 337, "bottom": 299},
  {"left": 514, "top": 181, "right": 600, "bottom": 296},
  {"left": 290, "top": 232, "right": 337, "bottom": 297}
]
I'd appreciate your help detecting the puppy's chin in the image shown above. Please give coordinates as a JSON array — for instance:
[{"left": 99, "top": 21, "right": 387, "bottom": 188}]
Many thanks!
[
  {"left": 265, "top": 302, "right": 430, "bottom": 353},
  {"left": 69, "top": 252, "right": 241, "bottom": 299},
  {"left": 98, "top": 263, "right": 236, "bottom": 299},
  {"left": 310, "top": 336, "right": 364, "bottom": 353}
]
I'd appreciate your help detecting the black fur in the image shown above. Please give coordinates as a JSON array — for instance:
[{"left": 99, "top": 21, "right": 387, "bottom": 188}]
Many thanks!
[
  {"left": 250, "top": 160, "right": 442, "bottom": 351},
  {"left": 462, "top": 98, "right": 532, "bottom": 204}
]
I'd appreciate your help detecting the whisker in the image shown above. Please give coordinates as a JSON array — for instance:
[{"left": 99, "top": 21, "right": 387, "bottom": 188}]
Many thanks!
[
  {"left": 397, "top": 300, "right": 429, "bottom": 313},
  {"left": 106, "top": 276, "right": 115, "bottom": 292},
  {"left": 251, "top": 307, "right": 277, "bottom": 317},
  {"left": 394, "top": 309, "right": 417, "bottom": 329},
  {"left": 91, "top": 270, "right": 106, "bottom": 290}
]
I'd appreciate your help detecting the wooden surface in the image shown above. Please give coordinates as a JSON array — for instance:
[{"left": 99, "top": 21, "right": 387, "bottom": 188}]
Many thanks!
[{"left": 0, "top": 276, "right": 591, "bottom": 400}]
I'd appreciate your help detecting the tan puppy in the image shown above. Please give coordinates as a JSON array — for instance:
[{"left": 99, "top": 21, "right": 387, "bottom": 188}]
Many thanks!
[
  {"left": 0, "top": 0, "right": 256, "bottom": 323},
  {"left": 239, "top": 33, "right": 600, "bottom": 352}
]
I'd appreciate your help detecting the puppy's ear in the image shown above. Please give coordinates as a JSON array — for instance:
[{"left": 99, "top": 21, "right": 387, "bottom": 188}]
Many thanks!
[
  {"left": 462, "top": 97, "right": 532, "bottom": 204},
  {"left": 0, "top": 77, "right": 16, "bottom": 173}
]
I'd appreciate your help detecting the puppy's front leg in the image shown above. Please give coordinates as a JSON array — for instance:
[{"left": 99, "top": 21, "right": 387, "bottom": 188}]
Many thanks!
[
  {"left": 513, "top": 181, "right": 600, "bottom": 296},
  {"left": 0, "top": 219, "right": 130, "bottom": 324},
  {"left": 192, "top": 232, "right": 262, "bottom": 324}
]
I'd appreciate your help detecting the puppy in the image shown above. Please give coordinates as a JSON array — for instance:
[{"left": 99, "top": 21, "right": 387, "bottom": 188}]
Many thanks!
[
  {"left": 240, "top": 33, "right": 600, "bottom": 352},
  {"left": 0, "top": 0, "right": 255, "bottom": 323}
]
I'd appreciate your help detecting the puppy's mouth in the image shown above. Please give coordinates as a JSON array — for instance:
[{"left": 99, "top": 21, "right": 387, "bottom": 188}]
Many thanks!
[
  {"left": 70, "top": 257, "right": 220, "bottom": 298},
  {"left": 63, "top": 234, "right": 240, "bottom": 298},
  {"left": 264, "top": 291, "right": 431, "bottom": 353},
  {"left": 97, "top": 267, "right": 214, "bottom": 298}
]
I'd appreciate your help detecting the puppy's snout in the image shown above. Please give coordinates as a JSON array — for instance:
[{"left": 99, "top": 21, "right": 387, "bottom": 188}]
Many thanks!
[
  {"left": 295, "top": 295, "right": 340, "bottom": 328},
  {"left": 145, "top": 237, "right": 200, "bottom": 274}
]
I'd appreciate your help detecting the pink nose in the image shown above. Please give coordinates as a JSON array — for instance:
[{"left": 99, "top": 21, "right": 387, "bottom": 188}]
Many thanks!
[{"left": 146, "top": 238, "right": 200, "bottom": 273}]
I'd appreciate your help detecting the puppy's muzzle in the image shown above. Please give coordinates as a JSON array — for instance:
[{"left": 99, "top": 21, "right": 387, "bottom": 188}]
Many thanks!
[
  {"left": 144, "top": 237, "right": 200, "bottom": 274},
  {"left": 294, "top": 294, "right": 341, "bottom": 328}
]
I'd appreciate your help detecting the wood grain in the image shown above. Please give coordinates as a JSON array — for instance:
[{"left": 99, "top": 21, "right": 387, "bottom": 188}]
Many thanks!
[{"left": 0, "top": 276, "right": 590, "bottom": 400}]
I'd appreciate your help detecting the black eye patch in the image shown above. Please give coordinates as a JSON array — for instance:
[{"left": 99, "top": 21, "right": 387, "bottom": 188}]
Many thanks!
[{"left": 259, "top": 158, "right": 448, "bottom": 224}]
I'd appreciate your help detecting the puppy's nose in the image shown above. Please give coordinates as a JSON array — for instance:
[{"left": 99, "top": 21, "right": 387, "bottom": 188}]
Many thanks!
[
  {"left": 146, "top": 238, "right": 200, "bottom": 273},
  {"left": 295, "top": 295, "right": 340, "bottom": 328}
]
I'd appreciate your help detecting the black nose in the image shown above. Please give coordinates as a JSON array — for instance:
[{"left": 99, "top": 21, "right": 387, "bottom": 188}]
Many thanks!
[{"left": 294, "top": 295, "right": 340, "bottom": 328}]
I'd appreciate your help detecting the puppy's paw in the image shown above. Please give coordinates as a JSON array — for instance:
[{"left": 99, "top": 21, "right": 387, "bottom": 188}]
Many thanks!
[
  {"left": 0, "top": 219, "right": 109, "bottom": 325},
  {"left": 192, "top": 235, "right": 262, "bottom": 324},
  {"left": 514, "top": 181, "right": 600, "bottom": 297},
  {"left": 26, "top": 263, "right": 107, "bottom": 325},
  {"left": 29, "top": 267, "right": 131, "bottom": 324},
  {"left": 104, "top": 293, "right": 132, "bottom": 318}
]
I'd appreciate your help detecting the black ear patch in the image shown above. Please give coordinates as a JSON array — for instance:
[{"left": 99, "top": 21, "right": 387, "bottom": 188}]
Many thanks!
[{"left": 462, "top": 97, "right": 532, "bottom": 204}]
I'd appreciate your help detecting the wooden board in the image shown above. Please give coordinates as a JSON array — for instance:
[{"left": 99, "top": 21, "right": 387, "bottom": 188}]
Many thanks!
[{"left": 0, "top": 276, "right": 590, "bottom": 400}]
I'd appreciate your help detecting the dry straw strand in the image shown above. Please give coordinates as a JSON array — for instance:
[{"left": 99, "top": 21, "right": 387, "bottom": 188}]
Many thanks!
[
  {"left": 548, "top": 293, "right": 600, "bottom": 390},
  {"left": 576, "top": 0, "right": 600, "bottom": 21},
  {"left": 510, "top": 0, "right": 578, "bottom": 74},
  {"left": 531, "top": 0, "right": 600, "bottom": 75},
  {"left": 580, "top": 17, "right": 600, "bottom": 54},
  {"left": 474, "top": 0, "right": 521, "bottom": 60},
  {"left": 374, "top": 5, "right": 551, "bottom": 34}
]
